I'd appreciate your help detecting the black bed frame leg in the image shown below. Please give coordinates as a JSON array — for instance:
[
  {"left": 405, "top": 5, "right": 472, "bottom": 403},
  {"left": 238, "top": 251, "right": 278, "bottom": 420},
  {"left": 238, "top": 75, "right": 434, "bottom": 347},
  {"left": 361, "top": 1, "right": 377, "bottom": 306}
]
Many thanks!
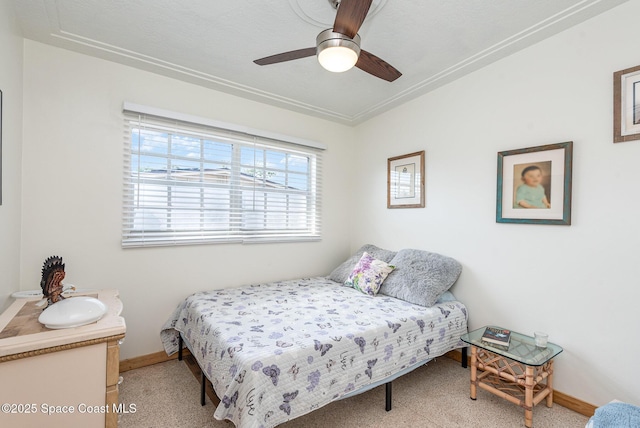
[
  {"left": 201, "top": 371, "right": 206, "bottom": 406},
  {"left": 461, "top": 347, "right": 468, "bottom": 368},
  {"left": 178, "top": 333, "right": 207, "bottom": 407},
  {"left": 385, "top": 382, "right": 392, "bottom": 411}
]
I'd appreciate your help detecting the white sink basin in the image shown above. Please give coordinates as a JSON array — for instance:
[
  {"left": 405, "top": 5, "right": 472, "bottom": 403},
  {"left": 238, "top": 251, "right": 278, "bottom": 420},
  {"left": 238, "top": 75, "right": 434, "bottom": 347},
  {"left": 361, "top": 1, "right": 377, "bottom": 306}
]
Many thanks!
[{"left": 38, "top": 296, "right": 108, "bottom": 329}]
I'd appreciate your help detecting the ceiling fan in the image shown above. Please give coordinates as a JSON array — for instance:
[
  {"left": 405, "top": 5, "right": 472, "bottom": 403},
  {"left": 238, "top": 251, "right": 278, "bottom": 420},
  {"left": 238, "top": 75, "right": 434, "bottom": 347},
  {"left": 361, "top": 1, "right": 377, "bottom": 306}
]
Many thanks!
[{"left": 253, "top": 0, "right": 401, "bottom": 82}]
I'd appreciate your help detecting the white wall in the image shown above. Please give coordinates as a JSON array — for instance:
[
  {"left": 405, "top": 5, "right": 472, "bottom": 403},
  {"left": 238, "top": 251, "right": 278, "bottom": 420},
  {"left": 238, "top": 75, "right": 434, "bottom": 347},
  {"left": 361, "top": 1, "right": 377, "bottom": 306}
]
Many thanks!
[
  {"left": 20, "top": 41, "right": 355, "bottom": 359},
  {"left": 0, "top": 2, "right": 23, "bottom": 311},
  {"left": 352, "top": 0, "right": 640, "bottom": 406}
]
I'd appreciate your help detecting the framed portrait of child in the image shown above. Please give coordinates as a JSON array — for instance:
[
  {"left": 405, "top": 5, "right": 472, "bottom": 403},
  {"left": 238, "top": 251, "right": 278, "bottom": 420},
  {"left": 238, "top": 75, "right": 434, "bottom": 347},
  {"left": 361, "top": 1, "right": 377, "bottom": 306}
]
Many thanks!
[{"left": 496, "top": 141, "right": 573, "bottom": 225}]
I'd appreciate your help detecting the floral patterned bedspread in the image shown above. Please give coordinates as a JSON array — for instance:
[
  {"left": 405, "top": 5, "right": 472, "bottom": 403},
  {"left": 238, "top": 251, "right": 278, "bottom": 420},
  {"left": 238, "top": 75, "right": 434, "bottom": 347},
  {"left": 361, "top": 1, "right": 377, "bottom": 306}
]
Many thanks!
[{"left": 160, "top": 277, "right": 468, "bottom": 428}]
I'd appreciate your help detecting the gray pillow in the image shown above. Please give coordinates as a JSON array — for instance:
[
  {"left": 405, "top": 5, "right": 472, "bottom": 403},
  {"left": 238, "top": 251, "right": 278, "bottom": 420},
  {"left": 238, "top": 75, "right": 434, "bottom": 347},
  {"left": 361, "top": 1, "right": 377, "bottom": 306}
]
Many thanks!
[
  {"left": 327, "top": 244, "right": 397, "bottom": 284},
  {"left": 379, "top": 249, "right": 462, "bottom": 307}
]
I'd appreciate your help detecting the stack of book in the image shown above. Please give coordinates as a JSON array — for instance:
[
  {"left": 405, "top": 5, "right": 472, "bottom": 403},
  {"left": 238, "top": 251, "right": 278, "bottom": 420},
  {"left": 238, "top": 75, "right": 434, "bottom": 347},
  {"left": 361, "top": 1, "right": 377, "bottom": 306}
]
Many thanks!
[{"left": 481, "top": 326, "right": 511, "bottom": 351}]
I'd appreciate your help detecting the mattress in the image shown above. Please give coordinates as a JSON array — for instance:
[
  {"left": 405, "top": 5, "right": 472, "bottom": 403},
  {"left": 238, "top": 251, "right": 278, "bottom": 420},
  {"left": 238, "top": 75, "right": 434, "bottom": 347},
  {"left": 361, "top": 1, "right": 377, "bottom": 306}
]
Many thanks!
[{"left": 161, "top": 277, "right": 468, "bottom": 428}]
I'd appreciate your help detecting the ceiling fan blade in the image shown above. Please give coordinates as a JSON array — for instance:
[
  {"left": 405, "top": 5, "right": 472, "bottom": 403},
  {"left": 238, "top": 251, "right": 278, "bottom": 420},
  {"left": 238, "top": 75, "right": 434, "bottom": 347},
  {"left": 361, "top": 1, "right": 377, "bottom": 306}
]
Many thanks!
[
  {"left": 254, "top": 47, "right": 316, "bottom": 66},
  {"left": 333, "top": 0, "right": 373, "bottom": 39},
  {"left": 356, "top": 50, "right": 402, "bottom": 82}
]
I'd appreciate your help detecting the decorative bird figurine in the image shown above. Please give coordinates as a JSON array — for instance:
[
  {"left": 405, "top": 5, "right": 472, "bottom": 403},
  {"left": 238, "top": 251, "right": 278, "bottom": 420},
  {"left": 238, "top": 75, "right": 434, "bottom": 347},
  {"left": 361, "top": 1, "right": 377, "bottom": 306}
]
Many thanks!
[{"left": 40, "top": 256, "right": 66, "bottom": 306}]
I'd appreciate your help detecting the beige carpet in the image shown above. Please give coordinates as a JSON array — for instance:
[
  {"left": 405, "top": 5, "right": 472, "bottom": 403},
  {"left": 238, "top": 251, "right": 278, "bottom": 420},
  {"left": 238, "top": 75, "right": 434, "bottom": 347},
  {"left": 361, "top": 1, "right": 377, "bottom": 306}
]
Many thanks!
[{"left": 118, "top": 357, "right": 589, "bottom": 428}]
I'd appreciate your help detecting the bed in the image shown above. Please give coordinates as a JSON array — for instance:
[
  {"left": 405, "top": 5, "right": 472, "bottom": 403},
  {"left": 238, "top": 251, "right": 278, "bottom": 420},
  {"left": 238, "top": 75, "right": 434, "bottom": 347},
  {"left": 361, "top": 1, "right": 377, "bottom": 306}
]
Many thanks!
[{"left": 161, "top": 246, "right": 468, "bottom": 428}]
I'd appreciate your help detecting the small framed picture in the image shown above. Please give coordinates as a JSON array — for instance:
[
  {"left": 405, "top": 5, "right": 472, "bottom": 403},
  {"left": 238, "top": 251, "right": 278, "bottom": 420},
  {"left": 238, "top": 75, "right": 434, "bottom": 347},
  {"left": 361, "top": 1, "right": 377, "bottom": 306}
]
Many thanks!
[
  {"left": 0, "top": 89, "right": 2, "bottom": 206},
  {"left": 614, "top": 64, "right": 640, "bottom": 143},
  {"left": 387, "top": 151, "right": 425, "bottom": 209},
  {"left": 496, "top": 142, "right": 573, "bottom": 225}
]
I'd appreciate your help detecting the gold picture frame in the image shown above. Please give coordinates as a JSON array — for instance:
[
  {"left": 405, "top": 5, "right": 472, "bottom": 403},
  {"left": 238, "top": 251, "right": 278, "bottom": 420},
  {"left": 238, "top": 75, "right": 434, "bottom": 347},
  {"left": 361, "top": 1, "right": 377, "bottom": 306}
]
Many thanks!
[
  {"left": 387, "top": 151, "right": 425, "bottom": 209},
  {"left": 613, "top": 64, "right": 640, "bottom": 143}
]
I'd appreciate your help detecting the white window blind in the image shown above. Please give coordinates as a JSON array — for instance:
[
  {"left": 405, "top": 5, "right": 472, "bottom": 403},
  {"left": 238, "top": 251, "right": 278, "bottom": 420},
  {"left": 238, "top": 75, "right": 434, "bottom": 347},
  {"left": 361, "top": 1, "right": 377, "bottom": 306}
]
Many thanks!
[{"left": 122, "top": 107, "right": 323, "bottom": 247}]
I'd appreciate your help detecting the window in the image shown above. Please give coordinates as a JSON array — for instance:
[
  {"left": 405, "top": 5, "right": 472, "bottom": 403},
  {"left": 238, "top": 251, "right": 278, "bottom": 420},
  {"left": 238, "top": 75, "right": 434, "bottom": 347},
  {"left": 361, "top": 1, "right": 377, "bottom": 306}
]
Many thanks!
[{"left": 122, "top": 105, "right": 323, "bottom": 247}]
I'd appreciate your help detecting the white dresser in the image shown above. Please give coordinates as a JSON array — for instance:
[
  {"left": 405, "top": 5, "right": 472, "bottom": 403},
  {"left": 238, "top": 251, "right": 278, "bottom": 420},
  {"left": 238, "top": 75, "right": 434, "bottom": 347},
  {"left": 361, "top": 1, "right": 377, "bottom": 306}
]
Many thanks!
[{"left": 0, "top": 289, "right": 126, "bottom": 428}]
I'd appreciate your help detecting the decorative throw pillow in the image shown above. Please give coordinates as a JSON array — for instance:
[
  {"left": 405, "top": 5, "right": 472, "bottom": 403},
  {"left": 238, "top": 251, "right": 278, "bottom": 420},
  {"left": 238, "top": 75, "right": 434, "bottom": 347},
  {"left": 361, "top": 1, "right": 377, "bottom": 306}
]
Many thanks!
[
  {"left": 327, "top": 244, "right": 397, "bottom": 284},
  {"left": 345, "top": 252, "right": 395, "bottom": 296},
  {"left": 379, "top": 249, "right": 462, "bottom": 307}
]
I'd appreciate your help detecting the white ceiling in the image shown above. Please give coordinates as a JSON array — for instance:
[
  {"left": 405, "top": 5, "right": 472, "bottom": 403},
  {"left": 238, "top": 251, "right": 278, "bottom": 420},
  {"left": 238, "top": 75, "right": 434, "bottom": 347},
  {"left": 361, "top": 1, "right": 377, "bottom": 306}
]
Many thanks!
[{"left": 11, "top": 0, "right": 628, "bottom": 125}]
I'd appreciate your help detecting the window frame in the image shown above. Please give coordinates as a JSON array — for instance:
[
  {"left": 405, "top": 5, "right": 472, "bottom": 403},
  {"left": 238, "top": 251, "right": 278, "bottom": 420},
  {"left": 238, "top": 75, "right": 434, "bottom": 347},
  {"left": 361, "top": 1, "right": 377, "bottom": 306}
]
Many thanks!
[{"left": 122, "top": 104, "right": 324, "bottom": 248}]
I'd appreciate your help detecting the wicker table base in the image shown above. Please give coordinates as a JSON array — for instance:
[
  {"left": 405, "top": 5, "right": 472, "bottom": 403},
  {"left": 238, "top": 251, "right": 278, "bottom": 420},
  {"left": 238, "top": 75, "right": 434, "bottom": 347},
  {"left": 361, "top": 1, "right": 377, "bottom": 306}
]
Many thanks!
[{"left": 469, "top": 346, "right": 555, "bottom": 428}]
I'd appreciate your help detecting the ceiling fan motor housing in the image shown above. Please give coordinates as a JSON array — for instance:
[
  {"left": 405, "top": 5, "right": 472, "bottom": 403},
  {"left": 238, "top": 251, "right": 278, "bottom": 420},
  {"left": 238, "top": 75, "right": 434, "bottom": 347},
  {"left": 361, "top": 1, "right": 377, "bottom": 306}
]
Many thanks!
[{"left": 316, "top": 29, "right": 361, "bottom": 72}]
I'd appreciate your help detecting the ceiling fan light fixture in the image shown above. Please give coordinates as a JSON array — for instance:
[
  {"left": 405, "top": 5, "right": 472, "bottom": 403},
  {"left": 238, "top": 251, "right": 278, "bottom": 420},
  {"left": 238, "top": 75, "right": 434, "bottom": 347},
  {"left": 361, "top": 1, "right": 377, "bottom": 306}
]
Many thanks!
[{"left": 316, "top": 29, "right": 361, "bottom": 73}]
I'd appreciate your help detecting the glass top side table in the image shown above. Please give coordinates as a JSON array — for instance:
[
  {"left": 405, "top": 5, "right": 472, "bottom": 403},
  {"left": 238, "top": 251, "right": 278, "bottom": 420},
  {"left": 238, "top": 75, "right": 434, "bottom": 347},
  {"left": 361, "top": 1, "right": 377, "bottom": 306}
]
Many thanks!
[
  {"left": 461, "top": 326, "right": 563, "bottom": 428},
  {"left": 461, "top": 326, "right": 562, "bottom": 366}
]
